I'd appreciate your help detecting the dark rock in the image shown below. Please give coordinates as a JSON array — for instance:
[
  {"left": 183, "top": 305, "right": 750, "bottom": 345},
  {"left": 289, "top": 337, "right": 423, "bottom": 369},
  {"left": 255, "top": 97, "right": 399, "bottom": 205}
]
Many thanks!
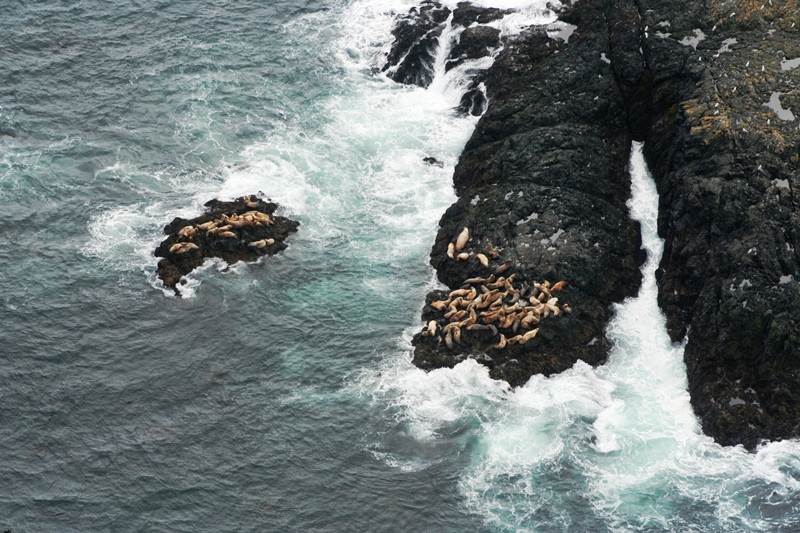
[
  {"left": 382, "top": 2, "right": 512, "bottom": 93},
  {"left": 396, "top": 0, "right": 800, "bottom": 449},
  {"left": 630, "top": 0, "right": 800, "bottom": 449},
  {"left": 445, "top": 26, "right": 502, "bottom": 71},
  {"left": 382, "top": 1, "right": 451, "bottom": 87},
  {"left": 451, "top": 2, "right": 512, "bottom": 27},
  {"left": 154, "top": 195, "right": 299, "bottom": 294},
  {"left": 457, "top": 82, "right": 487, "bottom": 116},
  {"left": 412, "top": 0, "right": 645, "bottom": 387}
]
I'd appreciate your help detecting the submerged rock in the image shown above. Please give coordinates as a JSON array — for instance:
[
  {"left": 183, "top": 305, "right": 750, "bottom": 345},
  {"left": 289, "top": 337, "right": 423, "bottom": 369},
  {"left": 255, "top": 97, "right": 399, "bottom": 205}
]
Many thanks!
[{"left": 154, "top": 195, "right": 298, "bottom": 294}]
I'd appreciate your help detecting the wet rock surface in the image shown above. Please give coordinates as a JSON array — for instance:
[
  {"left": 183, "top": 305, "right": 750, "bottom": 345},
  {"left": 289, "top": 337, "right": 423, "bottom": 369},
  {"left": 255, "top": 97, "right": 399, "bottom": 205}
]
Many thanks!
[
  {"left": 399, "top": 0, "right": 800, "bottom": 448},
  {"left": 412, "top": 0, "right": 646, "bottom": 388},
  {"left": 382, "top": 1, "right": 511, "bottom": 114},
  {"left": 631, "top": 0, "right": 800, "bottom": 448},
  {"left": 154, "top": 196, "right": 298, "bottom": 294}
]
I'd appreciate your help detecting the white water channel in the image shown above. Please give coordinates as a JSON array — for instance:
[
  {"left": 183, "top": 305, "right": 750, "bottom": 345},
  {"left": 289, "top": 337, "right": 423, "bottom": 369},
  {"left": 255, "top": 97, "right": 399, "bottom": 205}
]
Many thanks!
[{"left": 373, "top": 143, "right": 800, "bottom": 531}]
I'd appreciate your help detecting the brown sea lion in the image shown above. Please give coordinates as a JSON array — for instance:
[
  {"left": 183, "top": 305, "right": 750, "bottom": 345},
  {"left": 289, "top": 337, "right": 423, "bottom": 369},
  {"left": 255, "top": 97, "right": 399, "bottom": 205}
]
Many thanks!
[{"left": 455, "top": 227, "right": 469, "bottom": 252}]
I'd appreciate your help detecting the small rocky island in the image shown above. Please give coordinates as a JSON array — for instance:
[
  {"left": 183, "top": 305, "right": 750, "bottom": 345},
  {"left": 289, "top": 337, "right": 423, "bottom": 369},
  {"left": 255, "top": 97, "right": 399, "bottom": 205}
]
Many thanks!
[
  {"left": 387, "top": 0, "right": 800, "bottom": 450},
  {"left": 154, "top": 195, "right": 299, "bottom": 293}
]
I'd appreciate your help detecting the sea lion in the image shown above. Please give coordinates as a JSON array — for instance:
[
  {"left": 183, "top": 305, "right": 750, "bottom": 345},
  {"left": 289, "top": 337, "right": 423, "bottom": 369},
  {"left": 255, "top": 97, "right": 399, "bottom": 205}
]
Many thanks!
[
  {"left": 464, "top": 307, "right": 478, "bottom": 327},
  {"left": 480, "top": 311, "right": 501, "bottom": 324},
  {"left": 248, "top": 239, "right": 268, "bottom": 248},
  {"left": 519, "top": 328, "right": 539, "bottom": 344},
  {"left": 455, "top": 227, "right": 469, "bottom": 252},
  {"left": 449, "top": 288, "right": 472, "bottom": 299},
  {"left": 244, "top": 196, "right": 259, "bottom": 208},
  {"left": 551, "top": 281, "right": 569, "bottom": 292},
  {"left": 476, "top": 253, "right": 489, "bottom": 268},
  {"left": 521, "top": 313, "right": 539, "bottom": 329},
  {"left": 456, "top": 252, "right": 470, "bottom": 261},
  {"left": 178, "top": 225, "right": 197, "bottom": 239},
  {"left": 444, "top": 330, "right": 454, "bottom": 350},
  {"left": 494, "top": 261, "right": 511, "bottom": 275},
  {"left": 450, "top": 297, "right": 464, "bottom": 310},
  {"left": 447, "top": 242, "right": 455, "bottom": 259},
  {"left": 422, "top": 320, "right": 438, "bottom": 337},
  {"left": 463, "top": 277, "right": 486, "bottom": 285},
  {"left": 174, "top": 243, "right": 200, "bottom": 254},
  {"left": 430, "top": 300, "right": 450, "bottom": 311},
  {"left": 197, "top": 220, "right": 218, "bottom": 231},
  {"left": 449, "top": 310, "right": 467, "bottom": 323},
  {"left": 218, "top": 231, "right": 238, "bottom": 239},
  {"left": 486, "top": 242, "right": 499, "bottom": 258},
  {"left": 169, "top": 243, "right": 184, "bottom": 253},
  {"left": 562, "top": 304, "right": 572, "bottom": 314},
  {"left": 492, "top": 334, "right": 507, "bottom": 349}
]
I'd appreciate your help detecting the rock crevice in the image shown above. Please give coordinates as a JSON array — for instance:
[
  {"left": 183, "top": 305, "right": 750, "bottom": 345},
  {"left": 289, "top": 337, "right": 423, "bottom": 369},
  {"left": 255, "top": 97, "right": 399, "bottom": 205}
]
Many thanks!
[{"left": 387, "top": 0, "right": 800, "bottom": 449}]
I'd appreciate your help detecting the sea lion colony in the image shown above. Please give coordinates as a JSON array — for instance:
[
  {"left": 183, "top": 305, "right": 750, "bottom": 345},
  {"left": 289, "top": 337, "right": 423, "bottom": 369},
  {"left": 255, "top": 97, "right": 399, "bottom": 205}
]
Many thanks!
[
  {"left": 422, "top": 227, "right": 571, "bottom": 350},
  {"left": 168, "top": 209, "right": 277, "bottom": 254},
  {"left": 155, "top": 195, "right": 299, "bottom": 292}
]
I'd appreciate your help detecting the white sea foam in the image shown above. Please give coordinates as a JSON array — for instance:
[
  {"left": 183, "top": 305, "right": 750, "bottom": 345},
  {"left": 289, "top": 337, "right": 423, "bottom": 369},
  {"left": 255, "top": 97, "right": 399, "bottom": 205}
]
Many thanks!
[
  {"left": 83, "top": 0, "right": 557, "bottom": 297},
  {"left": 371, "top": 142, "right": 800, "bottom": 531}
]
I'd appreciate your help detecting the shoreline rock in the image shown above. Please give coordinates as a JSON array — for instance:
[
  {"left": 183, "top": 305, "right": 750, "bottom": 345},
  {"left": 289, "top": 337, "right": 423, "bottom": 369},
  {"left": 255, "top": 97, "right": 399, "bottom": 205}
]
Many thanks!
[
  {"left": 394, "top": 0, "right": 800, "bottom": 449},
  {"left": 154, "top": 195, "right": 299, "bottom": 294},
  {"left": 408, "top": 0, "right": 646, "bottom": 387},
  {"left": 382, "top": 1, "right": 513, "bottom": 115},
  {"left": 631, "top": 0, "right": 800, "bottom": 449}
]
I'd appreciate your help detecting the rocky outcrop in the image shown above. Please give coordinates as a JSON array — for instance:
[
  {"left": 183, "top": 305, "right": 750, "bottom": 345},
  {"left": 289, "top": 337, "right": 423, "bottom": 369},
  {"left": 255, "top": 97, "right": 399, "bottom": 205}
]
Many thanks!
[
  {"left": 155, "top": 196, "right": 298, "bottom": 293},
  {"left": 411, "top": 1, "right": 646, "bottom": 387},
  {"left": 398, "top": 0, "right": 800, "bottom": 449},
  {"left": 630, "top": 0, "right": 800, "bottom": 448},
  {"left": 382, "top": 1, "right": 451, "bottom": 87},
  {"left": 382, "top": 1, "right": 512, "bottom": 115}
]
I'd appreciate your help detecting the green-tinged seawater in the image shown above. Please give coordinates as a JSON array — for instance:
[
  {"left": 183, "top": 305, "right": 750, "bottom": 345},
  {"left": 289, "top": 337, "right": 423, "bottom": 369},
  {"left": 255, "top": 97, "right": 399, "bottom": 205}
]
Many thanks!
[{"left": 2, "top": 1, "right": 800, "bottom": 531}]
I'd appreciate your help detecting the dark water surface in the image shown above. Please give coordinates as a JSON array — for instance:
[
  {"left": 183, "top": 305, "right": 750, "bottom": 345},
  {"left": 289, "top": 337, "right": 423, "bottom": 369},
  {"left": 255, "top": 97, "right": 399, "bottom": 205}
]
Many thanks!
[{"left": 0, "top": 1, "right": 484, "bottom": 530}]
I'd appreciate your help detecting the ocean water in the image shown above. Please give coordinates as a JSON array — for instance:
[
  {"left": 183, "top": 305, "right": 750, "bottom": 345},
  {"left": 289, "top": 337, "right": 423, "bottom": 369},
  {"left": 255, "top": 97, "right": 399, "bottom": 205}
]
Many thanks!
[{"left": 1, "top": 1, "right": 800, "bottom": 531}]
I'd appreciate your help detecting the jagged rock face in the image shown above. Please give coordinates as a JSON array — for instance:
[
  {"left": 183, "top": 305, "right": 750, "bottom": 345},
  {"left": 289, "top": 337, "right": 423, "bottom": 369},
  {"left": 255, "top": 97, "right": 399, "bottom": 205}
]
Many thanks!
[
  {"left": 451, "top": 1, "right": 510, "bottom": 27},
  {"left": 406, "top": 0, "right": 800, "bottom": 449},
  {"left": 412, "top": 1, "right": 646, "bottom": 387},
  {"left": 154, "top": 196, "right": 299, "bottom": 294},
  {"left": 382, "top": 0, "right": 510, "bottom": 113},
  {"left": 382, "top": 1, "right": 451, "bottom": 87},
  {"left": 628, "top": 0, "right": 800, "bottom": 449},
  {"left": 445, "top": 26, "right": 502, "bottom": 72}
]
